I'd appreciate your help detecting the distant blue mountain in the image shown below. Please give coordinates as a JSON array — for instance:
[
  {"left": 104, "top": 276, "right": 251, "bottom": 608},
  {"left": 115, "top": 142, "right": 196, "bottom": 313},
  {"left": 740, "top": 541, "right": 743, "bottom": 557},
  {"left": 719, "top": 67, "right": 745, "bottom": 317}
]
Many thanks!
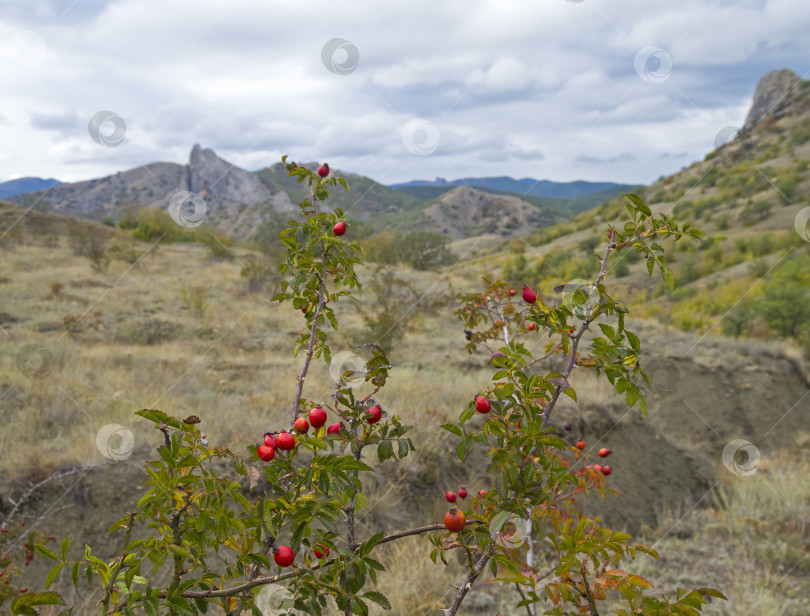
[
  {"left": 0, "top": 177, "right": 63, "bottom": 200},
  {"left": 389, "top": 176, "right": 629, "bottom": 199}
]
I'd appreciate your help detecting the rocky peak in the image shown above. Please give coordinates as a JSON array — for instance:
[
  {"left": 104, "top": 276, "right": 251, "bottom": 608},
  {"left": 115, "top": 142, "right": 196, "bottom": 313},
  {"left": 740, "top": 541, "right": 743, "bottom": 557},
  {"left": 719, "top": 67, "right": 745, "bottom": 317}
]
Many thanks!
[
  {"left": 743, "top": 69, "right": 802, "bottom": 131},
  {"left": 186, "top": 144, "right": 273, "bottom": 205}
]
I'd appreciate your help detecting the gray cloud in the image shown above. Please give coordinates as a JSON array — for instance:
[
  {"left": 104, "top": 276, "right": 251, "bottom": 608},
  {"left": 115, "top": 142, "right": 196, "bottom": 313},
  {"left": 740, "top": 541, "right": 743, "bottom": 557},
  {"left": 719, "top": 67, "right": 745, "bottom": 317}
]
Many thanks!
[{"left": 0, "top": 0, "right": 807, "bottom": 185}]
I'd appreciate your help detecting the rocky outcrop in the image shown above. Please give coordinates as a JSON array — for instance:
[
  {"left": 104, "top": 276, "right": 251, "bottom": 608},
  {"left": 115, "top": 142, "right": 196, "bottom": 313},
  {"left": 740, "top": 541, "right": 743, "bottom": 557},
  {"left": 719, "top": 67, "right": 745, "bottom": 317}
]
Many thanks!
[
  {"left": 187, "top": 144, "right": 273, "bottom": 206},
  {"left": 743, "top": 68, "right": 802, "bottom": 131}
]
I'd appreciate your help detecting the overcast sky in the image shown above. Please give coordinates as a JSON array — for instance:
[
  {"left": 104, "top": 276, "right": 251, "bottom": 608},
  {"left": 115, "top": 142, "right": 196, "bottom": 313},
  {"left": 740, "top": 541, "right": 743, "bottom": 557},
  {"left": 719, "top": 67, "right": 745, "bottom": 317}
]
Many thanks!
[{"left": 1, "top": 0, "right": 808, "bottom": 187}]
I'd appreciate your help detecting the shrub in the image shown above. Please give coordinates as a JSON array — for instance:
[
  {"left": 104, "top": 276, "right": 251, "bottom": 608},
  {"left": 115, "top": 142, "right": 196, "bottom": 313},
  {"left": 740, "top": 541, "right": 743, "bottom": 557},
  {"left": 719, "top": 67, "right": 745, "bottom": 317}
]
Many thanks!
[
  {"left": 115, "top": 318, "right": 181, "bottom": 345},
  {"left": 66, "top": 220, "right": 111, "bottom": 271},
  {"left": 31, "top": 172, "right": 723, "bottom": 616}
]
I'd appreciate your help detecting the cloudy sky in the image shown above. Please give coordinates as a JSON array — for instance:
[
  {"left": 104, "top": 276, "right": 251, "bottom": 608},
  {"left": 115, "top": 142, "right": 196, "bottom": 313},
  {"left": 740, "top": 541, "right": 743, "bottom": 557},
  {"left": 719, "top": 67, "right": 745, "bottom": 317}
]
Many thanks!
[{"left": 1, "top": 0, "right": 808, "bottom": 187}]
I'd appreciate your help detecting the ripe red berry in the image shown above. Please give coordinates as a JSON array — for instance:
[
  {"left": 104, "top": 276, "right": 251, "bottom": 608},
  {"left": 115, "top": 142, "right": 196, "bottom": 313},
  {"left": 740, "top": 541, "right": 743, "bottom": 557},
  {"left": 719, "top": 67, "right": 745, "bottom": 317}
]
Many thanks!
[
  {"left": 602, "top": 466, "right": 612, "bottom": 476},
  {"left": 445, "top": 491, "right": 457, "bottom": 503},
  {"left": 575, "top": 439, "right": 585, "bottom": 451},
  {"left": 527, "top": 322, "right": 536, "bottom": 331},
  {"left": 257, "top": 444, "right": 275, "bottom": 462},
  {"left": 458, "top": 486, "right": 468, "bottom": 499},
  {"left": 309, "top": 406, "right": 327, "bottom": 428},
  {"left": 598, "top": 448, "right": 611, "bottom": 458},
  {"left": 48, "top": 536, "right": 55, "bottom": 541},
  {"left": 564, "top": 422, "right": 572, "bottom": 431},
  {"left": 444, "top": 508, "right": 466, "bottom": 533},
  {"left": 264, "top": 433, "right": 278, "bottom": 448},
  {"left": 313, "top": 545, "right": 330, "bottom": 559},
  {"left": 509, "top": 289, "right": 516, "bottom": 296},
  {"left": 276, "top": 432, "right": 295, "bottom": 450},
  {"left": 593, "top": 464, "right": 603, "bottom": 473},
  {"left": 333, "top": 221, "right": 347, "bottom": 236},
  {"left": 475, "top": 396, "right": 491, "bottom": 414},
  {"left": 301, "top": 304, "right": 308, "bottom": 314},
  {"left": 522, "top": 285, "right": 537, "bottom": 304},
  {"left": 274, "top": 545, "right": 295, "bottom": 567},
  {"left": 1, "top": 528, "right": 6, "bottom": 533},
  {"left": 365, "top": 405, "right": 382, "bottom": 424},
  {"left": 293, "top": 417, "right": 309, "bottom": 434},
  {"left": 326, "top": 422, "right": 342, "bottom": 435},
  {"left": 478, "top": 489, "right": 488, "bottom": 497},
  {"left": 317, "top": 163, "right": 329, "bottom": 178}
]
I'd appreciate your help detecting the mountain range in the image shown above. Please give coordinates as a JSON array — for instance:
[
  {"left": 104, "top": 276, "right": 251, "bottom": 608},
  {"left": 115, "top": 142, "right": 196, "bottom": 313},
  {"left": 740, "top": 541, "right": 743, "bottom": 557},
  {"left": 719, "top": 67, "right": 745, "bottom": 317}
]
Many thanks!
[
  {"left": 0, "top": 177, "right": 62, "bottom": 199},
  {"left": 6, "top": 159, "right": 637, "bottom": 243}
]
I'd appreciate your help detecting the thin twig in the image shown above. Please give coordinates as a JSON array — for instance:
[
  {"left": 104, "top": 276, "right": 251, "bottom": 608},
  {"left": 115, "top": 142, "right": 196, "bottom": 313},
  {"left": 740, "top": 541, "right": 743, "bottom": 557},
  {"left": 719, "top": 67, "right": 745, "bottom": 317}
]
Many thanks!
[{"left": 444, "top": 545, "right": 494, "bottom": 616}]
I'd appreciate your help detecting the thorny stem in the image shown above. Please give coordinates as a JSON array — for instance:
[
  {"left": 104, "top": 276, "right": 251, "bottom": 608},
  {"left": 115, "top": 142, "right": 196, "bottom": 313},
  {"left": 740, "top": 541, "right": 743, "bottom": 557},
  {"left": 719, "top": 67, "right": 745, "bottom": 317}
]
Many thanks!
[
  {"left": 344, "top": 442, "right": 364, "bottom": 616},
  {"left": 101, "top": 511, "right": 136, "bottom": 615},
  {"left": 580, "top": 568, "right": 601, "bottom": 616},
  {"left": 290, "top": 181, "right": 328, "bottom": 430},
  {"left": 541, "top": 240, "right": 615, "bottom": 428},
  {"left": 444, "top": 545, "right": 494, "bottom": 616},
  {"left": 114, "top": 521, "right": 486, "bottom": 608}
]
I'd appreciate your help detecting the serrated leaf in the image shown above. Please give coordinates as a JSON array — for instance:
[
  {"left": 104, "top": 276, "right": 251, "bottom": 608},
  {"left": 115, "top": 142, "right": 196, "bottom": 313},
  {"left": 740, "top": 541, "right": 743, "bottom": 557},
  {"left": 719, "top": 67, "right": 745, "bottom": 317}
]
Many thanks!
[
  {"left": 45, "top": 563, "right": 64, "bottom": 588},
  {"left": 441, "top": 424, "right": 463, "bottom": 438},
  {"left": 35, "top": 545, "right": 60, "bottom": 561},
  {"left": 12, "top": 592, "right": 65, "bottom": 614},
  {"left": 362, "top": 591, "right": 391, "bottom": 610}
]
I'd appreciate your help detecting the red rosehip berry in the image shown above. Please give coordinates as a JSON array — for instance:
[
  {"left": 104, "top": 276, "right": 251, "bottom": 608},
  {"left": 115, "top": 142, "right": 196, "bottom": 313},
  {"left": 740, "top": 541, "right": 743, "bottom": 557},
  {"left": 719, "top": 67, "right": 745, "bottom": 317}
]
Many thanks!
[
  {"left": 333, "top": 221, "right": 347, "bottom": 236},
  {"left": 301, "top": 304, "right": 308, "bottom": 314},
  {"left": 593, "top": 464, "right": 603, "bottom": 473},
  {"left": 293, "top": 417, "right": 309, "bottom": 434},
  {"left": 274, "top": 545, "right": 295, "bottom": 567},
  {"left": 309, "top": 406, "right": 327, "bottom": 428},
  {"left": 598, "top": 448, "right": 611, "bottom": 458},
  {"left": 257, "top": 444, "right": 275, "bottom": 462},
  {"left": 475, "top": 396, "right": 491, "bottom": 414},
  {"left": 317, "top": 163, "right": 329, "bottom": 178},
  {"left": 276, "top": 432, "right": 295, "bottom": 450},
  {"left": 575, "top": 439, "right": 585, "bottom": 451},
  {"left": 365, "top": 405, "right": 382, "bottom": 424},
  {"left": 602, "top": 465, "right": 612, "bottom": 476},
  {"left": 313, "top": 545, "right": 330, "bottom": 559},
  {"left": 478, "top": 489, "right": 488, "bottom": 497},
  {"left": 264, "top": 433, "right": 278, "bottom": 448},
  {"left": 522, "top": 285, "right": 537, "bottom": 304},
  {"left": 527, "top": 322, "right": 536, "bottom": 331},
  {"left": 326, "top": 422, "right": 343, "bottom": 435},
  {"left": 445, "top": 491, "right": 457, "bottom": 503},
  {"left": 19, "top": 588, "right": 27, "bottom": 593},
  {"left": 509, "top": 289, "right": 516, "bottom": 296},
  {"left": 444, "top": 508, "right": 466, "bottom": 533},
  {"left": 458, "top": 486, "right": 468, "bottom": 499}
]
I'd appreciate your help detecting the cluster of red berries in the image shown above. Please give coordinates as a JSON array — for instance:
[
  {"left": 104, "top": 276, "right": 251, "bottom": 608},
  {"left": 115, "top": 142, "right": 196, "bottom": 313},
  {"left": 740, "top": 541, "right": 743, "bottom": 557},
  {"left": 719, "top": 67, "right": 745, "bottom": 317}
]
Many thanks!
[
  {"left": 258, "top": 405, "right": 357, "bottom": 462},
  {"left": 444, "top": 485, "right": 488, "bottom": 503}
]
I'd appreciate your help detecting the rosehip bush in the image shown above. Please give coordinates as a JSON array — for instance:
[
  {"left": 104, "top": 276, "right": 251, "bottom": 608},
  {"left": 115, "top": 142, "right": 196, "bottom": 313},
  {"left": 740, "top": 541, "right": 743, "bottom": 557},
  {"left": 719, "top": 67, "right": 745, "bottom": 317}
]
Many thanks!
[{"left": 32, "top": 163, "right": 724, "bottom": 615}]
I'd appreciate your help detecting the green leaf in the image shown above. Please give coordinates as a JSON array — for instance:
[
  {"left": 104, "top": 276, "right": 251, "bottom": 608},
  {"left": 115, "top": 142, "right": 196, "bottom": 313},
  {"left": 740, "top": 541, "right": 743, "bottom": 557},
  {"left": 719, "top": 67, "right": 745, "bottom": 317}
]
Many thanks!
[
  {"left": 12, "top": 592, "right": 65, "bottom": 614},
  {"left": 456, "top": 438, "right": 468, "bottom": 463},
  {"left": 34, "top": 545, "right": 60, "bottom": 561},
  {"left": 45, "top": 563, "right": 64, "bottom": 588},
  {"left": 71, "top": 563, "right": 80, "bottom": 588},
  {"left": 350, "top": 596, "right": 369, "bottom": 616},
  {"left": 143, "top": 597, "right": 159, "bottom": 616},
  {"left": 441, "top": 424, "right": 463, "bottom": 438},
  {"left": 377, "top": 440, "right": 394, "bottom": 463},
  {"left": 359, "top": 531, "right": 385, "bottom": 558},
  {"left": 60, "top": 536, "right": 71, "bottom": 561},
  {"left": 362, "top": 591, "right": 391, "bottom": 610},
  {"left": 167, "top": 597, "right": 196, "bottom": 616}
]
